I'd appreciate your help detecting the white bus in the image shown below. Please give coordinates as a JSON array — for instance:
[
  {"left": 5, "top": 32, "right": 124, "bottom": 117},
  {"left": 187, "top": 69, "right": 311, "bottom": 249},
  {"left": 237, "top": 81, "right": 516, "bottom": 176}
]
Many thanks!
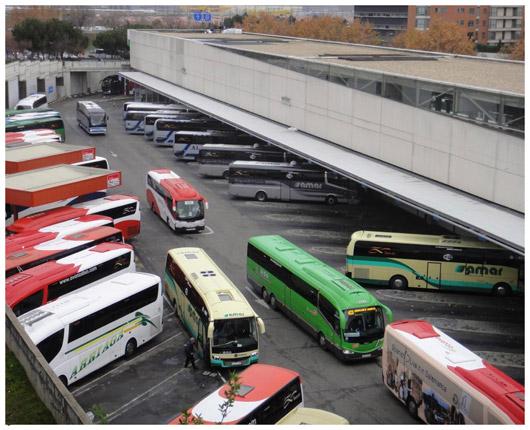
[
  {"left": 122, "top": 102, "right": 186, "bottom": 119},
  {"left": 74, "top": 156, "right": 110, "bottom": 170},
  {"left": 164, "top": 247, "right": 265, "bottom": 368},
  {"left": 197, "top": 144, "right": 300, "bottom": 178},
  {"left": 7, "top": 242, "right": 135, "bottom": 316},
  {"left": 173, "top": 131, "right": 259, "bottom": 160},
  {"left": 15, "top": 93, "right": 48, "bottom": 110},
  {"left": 152, "top": 117, "right": 235, "bottom": 147},
  {"left": 76, "top": 101, "right": 108, "bottom": 135},
  {"left": 228, "top": 161, "right": 356, "bottom": 205},
  {"left": 144, "top": 111, "right": 204, "bottom": 141},
  {"left": 382, "top": 320, "right": 524, "bottom": 424},
  {"left": 19, "top": 272, "right": 164, "bottom": 387}
]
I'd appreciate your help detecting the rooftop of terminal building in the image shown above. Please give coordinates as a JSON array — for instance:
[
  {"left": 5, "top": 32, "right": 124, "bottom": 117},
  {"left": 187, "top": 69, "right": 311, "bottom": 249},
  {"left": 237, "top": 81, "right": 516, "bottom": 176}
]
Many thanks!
[{"left": 155, "top": 31, "right": 524, "bottom": 95}]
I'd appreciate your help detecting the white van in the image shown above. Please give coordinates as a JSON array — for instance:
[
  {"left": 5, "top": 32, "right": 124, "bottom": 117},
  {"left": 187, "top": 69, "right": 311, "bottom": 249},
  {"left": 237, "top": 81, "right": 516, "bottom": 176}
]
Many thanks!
[{"left": 15, "top": 94, "right": 49, "bottom": 110}]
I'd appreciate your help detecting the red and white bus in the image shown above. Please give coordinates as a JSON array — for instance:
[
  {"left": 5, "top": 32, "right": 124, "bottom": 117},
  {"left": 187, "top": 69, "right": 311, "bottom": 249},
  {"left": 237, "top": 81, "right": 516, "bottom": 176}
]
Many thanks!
[
  {"left": 7, "top": 242, "right": 135, "bottom": 316},
  {"left": 170, "top": 364, "right": 303, "bottom": 424},
  {"left": 6, "top": 129, "right": 62, "bottom": 145},
  {"left": 7, "top": 195, "right": 140, "bottom": 239},
  {"left": 6, "top": 226, "right": 123, "bottom": 277},
  {"left": 382, "top": 320, "right": 524, "bottom": 425},
  {"left": 146, "top": 169, "right": 207, "bottom": 232}
]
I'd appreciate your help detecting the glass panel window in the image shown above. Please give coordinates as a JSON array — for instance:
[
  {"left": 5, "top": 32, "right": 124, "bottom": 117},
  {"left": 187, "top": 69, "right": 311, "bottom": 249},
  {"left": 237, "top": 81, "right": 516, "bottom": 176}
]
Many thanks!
[
  {"left": 383, "top": 76, "right": 416, "bottom": 106},
  {"left": 36, "top": 329, "right": 64, "bottom": 363},
  {"left": 502, "top": 96, "right": 524, "bottom": 131},
  {"left": 355, "top": 70, "right": 382, "bottom": 96},
  {"left": 418, "top": 83, "right": 454, "bottom": 114},
  {"left": 212, "top": 317, "right": 258, "bottom": 354},
  {"left": 456, "top": 90, "right": 501, "bottom": 125}
]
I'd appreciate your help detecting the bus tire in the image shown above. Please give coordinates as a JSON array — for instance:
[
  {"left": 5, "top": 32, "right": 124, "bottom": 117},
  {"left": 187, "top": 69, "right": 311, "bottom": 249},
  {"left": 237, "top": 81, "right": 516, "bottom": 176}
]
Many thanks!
[
  {"left": 125, "top": 339, "right": 137, "bottom": 359},
  {"left": 492, "top": 283, "right": 511, "bottom": 297},
  {"left": 389, "top": 275, "right": 408, "bottom": 290},
  {"left": 325, "top": 195, "right": 338, "bottom": 205},
  {"left": 406, "top": 397, "right": 418, "bottom": 418},
  {"left": 222, "top": 170, "right": 229, "bottom": 179},
  {"left": 255, "top": 191, "right": 267, "bottom": 202},
  {"left": 318, "top": 332, "right": 327, "bottom": 350},
  {"left": 59, "top": 375, "right": 68, "bottom": 387},
  {"left": 269, "top": 294, "right": 278, "bottom": 310},
  {"left": 262, "top": 288, "right": 270, "bottom": 303}
]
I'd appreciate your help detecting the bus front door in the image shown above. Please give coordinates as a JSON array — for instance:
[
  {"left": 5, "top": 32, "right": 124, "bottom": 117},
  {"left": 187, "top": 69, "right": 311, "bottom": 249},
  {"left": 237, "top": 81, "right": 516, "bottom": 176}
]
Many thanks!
[{"left": 427, "top": 262, "right": 441, "bottom": 289}]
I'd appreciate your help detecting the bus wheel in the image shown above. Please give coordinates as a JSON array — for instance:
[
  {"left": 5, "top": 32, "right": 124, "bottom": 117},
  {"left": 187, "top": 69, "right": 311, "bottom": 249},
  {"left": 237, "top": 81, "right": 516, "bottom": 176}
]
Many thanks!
[
  {"left": 125, "top": 339, "right": 137, "bottom": 359},
  {"left": 389, "top": 275, "right": 408, "bottom": 290},
  {"left": 59, "top": 375, "right": 68, "bottom": 387},
  {"left": 255, "top": 191, "right": 267, "bottom": 202},
  {"left": 269, "top": 294, "right": 278, "bottom": 310},
  {"left": 318, "top": 333, "right": 327, "bottom": 350},
  {"left": 492, "top": 283, "right": 511, "bottom": 297},
  {"left": 261, "top": 288, "right": 270, "bottom": 303},
  {"left": 222, "top": 170, "right": 229, "bottom": 179},
  {"left": 407, "top": 398, "right": 418, "bottom": 418},
  {"left": 325, "top": 195, "right": 337, "bottom": 205}
]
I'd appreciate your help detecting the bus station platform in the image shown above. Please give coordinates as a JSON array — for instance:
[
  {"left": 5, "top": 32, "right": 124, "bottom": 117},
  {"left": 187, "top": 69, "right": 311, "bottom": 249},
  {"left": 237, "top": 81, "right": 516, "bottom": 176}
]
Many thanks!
[{"left": 6, "top": 142, "right": 96, "bottom": 174}]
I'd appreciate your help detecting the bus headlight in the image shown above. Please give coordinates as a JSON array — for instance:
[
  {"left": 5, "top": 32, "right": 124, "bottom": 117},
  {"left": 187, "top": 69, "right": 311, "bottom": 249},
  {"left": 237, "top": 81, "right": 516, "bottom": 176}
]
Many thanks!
[
  {"left": 251, "top": 351, "right": 258, "bottom": 356},
  {"left": 213, "top": 355, "right": 220, "bottom": 360},
  {"left": 343, "top": 349, "right": 355, "bottom": 355}
]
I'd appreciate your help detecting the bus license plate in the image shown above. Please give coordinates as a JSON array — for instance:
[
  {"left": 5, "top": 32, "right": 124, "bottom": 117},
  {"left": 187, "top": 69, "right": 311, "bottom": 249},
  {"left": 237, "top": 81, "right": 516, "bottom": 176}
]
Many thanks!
[
  {"left": 362, "top": 354, "right": 371, "bottom": 358},
  {"left": 231, "top": 361, "right": 241, "bottom": 366}
]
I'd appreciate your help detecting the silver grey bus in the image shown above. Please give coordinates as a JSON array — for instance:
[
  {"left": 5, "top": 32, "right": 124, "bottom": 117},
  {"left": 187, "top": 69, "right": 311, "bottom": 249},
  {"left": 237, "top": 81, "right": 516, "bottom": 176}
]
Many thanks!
[
  {"left": 144, "top": 111, "right": 204, "bottom": 140},
  {"left": 76, "top": 101, "right": 107, "bottom": 135},
  {"left": 153, "top": 118, "right": 236, "bottom": 147},
  {"left": 197, "top": 144, "right": 302, "bottom": 178},
  {"left": 228, "top": 161, "right": 356, "bottom": 205}
]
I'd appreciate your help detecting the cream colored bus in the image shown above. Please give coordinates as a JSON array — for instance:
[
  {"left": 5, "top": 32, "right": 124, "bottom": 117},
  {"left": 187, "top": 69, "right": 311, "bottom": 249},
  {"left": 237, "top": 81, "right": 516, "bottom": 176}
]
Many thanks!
[
  {"left": 346, "top": 231, "right": 522, "bottom": 296},
  {"left": 164, "top": 247, "right": 265, "bottom": 368},
  {"left": 276, "top": 407, "right": 349, "bottom": 424},
  {"left": 382, "top": 320, "right": 524, "bottom": 424}
]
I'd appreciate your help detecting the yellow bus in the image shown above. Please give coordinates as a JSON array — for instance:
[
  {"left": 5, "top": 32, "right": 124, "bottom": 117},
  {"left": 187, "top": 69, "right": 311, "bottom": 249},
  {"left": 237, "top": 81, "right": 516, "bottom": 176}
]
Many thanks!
[
  {"left": 164, "top": 247, "right": 265, "bottom": 368},
  {"left": 346, "top": 231, "right": 523, "bottom": 296},
  {"left": 276, "top": 407, "right": 349, "bottom": 424}
]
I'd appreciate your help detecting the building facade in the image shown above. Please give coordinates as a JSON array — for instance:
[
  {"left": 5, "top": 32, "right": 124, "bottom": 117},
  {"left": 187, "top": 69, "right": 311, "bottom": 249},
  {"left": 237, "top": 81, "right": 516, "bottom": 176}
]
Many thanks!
[
  {"left": 488, "top": 6, "right": 524, "bottom": 45},
  {"left": 354, "top": 6, "right": 409, "bottom": 40}
]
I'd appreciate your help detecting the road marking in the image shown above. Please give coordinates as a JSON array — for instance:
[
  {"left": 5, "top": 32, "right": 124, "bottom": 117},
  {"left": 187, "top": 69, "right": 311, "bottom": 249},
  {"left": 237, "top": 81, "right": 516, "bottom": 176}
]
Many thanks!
[
  {"left": 71, "top": 332, "right": 183, "bottom": 396},
  {"left": 245, "top": 287, "right": 270, "bottom": 309},
  {"left": 107, "top": 368, "right": 187, "bottom": 422},
  {"left": 284, "top": 228, "right": 348, "bottom": 240},
  {"left": 110, "top": 151, "right": 118, "bottom": 158},
  {"left": 473, "top": 351, "right": 524, "bottom": 368},
  {"left": 310, "top": 246, "right": 345, "bottom": 257},
  {"left": 218, "top": 371, "right": 227, "bottom": 383},
  {"left": 199, "top": 225, "right": 214, "bottom": 235}
]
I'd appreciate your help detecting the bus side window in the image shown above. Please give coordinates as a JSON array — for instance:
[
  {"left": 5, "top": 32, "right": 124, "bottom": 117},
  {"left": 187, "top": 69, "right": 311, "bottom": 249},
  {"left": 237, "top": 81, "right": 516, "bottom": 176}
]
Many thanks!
[
  {"left": 289, "top": 274, "right": 317, "bottom": 306},
  {"left": 36, "top": 329, "right": 64, "bottom": 363},
  {"left": 318, "top": 294, "right": 340, "bottom": 334},
  {"left": 13, "top": 290, "right": 44, "bottom": 317}
]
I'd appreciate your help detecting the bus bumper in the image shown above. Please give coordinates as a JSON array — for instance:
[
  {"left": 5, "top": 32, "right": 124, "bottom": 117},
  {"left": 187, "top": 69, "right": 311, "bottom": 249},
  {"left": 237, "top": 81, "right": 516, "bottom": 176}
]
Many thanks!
[
  {"left": 211, "top": 353, "right": 259, "bottom": 368},
  {"left": 339, "top": 347, "right": 382, "bottom": 361},
  {"left": 89, "top": 127, "right": 107, "bottom": 135}
]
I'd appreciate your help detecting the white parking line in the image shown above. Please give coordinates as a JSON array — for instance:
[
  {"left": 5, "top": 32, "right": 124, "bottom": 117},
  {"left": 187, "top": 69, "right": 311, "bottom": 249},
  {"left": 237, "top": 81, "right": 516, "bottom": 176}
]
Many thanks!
[
  {"left": 71, "top": 332, "right": 183, "bottom": 396},
  {"left": 199, "top": 226, "right": 214, "bottom": 235},
  {"left": 245, "top": 286, "right": 270, "bottom": 310},
  {"left": 217, "top": 371, "right": 227, "bottom": 383},
  {"left": 110, "top": 151, "right": 118, "bottom": 158},
  {"left": 107, "top": 368, "right": 186, "bottom": 422}
]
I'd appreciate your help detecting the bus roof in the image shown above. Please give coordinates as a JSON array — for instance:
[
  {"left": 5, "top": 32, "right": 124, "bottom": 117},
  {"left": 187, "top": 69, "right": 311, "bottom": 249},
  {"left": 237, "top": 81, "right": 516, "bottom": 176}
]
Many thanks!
[
  {"left": 174, "top": 130, "right": 237, "bottom": 137},
  {"left": 200, "top": 144, "right": 277, "bottom": 152},
  {"left": 167, "top": 247, "right": 258, "bottom": 321},
  {"left": 18, "top": 272, "right": 161, "bottom": 344},
  {"left": 350, "top": 230, "right": 507, "bottom": 251},
  {"left": 389, "top": 320, "right": 524, "bottom": 425},
  {"left": 249, "top": 235, "right": 380, "bottom": 310},
  {"left": 276, "top": 407, "right": 349, "bottom": 425},
  {"left": 230, "top": 160, "right": 317, "bottom": 170},
  {"left": 6, "top": 107, "right": 55, "bottom": 117},
  {"left": 77, "top": 101, "right": 105, "bottom": 112},
  {"left": 6, "top": 243, "right": 133, "bottom": 307},
  {"left": 177, "top": 364, "right": 300, "bottom": 424},
  {"left": 149, "top": 170, "right": 204, "bottom": 202}
]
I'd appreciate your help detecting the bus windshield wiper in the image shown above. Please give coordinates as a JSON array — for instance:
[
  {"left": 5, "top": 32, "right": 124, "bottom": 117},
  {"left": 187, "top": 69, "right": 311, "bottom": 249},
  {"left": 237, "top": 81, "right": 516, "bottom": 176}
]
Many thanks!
[{"left": 214, "top": 339, "right": 239, "bottom": 347}]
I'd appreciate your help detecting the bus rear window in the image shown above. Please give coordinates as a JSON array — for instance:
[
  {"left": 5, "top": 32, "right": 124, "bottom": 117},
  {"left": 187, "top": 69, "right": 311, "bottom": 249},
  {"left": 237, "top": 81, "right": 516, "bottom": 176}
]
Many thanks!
[
  {"left": 37, "top": 329, "right": 64, "bottom": 363},
  {"left": 13, "top": 290, "right": 44, "bottom": 317}
]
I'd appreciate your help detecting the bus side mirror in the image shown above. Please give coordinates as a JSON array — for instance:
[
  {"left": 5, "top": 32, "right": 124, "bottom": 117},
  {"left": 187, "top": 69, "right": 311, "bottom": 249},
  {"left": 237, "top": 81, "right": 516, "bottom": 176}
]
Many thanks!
[
  {"left": 207, "top": 322, "right": 214, "bottom": 339},
  {"left": 381, "top": 304, "right": 393, "bottom": 324},
  {"left": 205, "top": 201, "right": 209, "bottom": 210},
  {"left": 257, "top": 317, "right": 266, "bottom": 335}
]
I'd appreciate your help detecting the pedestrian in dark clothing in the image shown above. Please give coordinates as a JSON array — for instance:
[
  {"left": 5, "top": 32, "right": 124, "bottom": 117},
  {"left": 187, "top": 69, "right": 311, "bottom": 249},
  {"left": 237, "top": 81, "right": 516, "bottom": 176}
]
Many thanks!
[{"left": 183, "top": 337, "right": 197, "bottom": 369}]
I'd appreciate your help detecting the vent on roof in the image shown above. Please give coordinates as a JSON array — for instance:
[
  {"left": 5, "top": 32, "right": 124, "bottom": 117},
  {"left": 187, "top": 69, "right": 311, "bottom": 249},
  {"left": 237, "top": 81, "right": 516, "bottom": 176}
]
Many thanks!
[
  {"left": 202, "top": 38, "right": 289, "bottom": 46},
  {"left": 185, "top": 253, "right": 198, "bottom": 260},
  {"left": 236, "top": 384, "right": 255, "bottom": 397},
  {"left": 200, "top": 270, "right": 216, "bottom": 277},
  {"left": 19, "top": 309, "right": 52, "bottom": 326},
  {"left": 320, "top": 53, "right": 440, "bottom": 62},
  {"left": 217, "top": 292, "right": 233, "bottom": 301}
]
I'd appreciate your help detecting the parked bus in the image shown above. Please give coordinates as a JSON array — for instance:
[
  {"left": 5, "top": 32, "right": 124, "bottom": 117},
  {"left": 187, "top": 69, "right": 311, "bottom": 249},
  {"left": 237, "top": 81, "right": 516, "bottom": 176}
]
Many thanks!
[
  {"left": 146, "top": 169, "right": 207, "bottom": 232},
  {"left": 6, "top": 107, "right": 56, "bottom": 117},
  {"left": 7, "top": 242, "right": 135, "bottom": 316},
  {"left": 229, "top": 161, "right": 356, "bottom": 205},
  {"left": 6, "top": 109, "right": 61, "bottom": 121},
  {"left": 276, "top": 407, "right": 349, "bottom": 425},
  {"left": 7, "top": 194, "right": 140, "bottom": 239},
  {"left": 345, "top": 231, "right": 523, "bottom": 296},
  {"left": 197, "top": 144, "right": 302, "bottom": 178},
  {"left": 382, "top": 320, "right": 524, "bottom": 424},
  {"left": 74, "top": 156, "right": 110, "bottom": 170},
  {"left": 124, "top": 110, "right": 152, "bottom": 134},
  {"left": 14, "top": 93, "right": 48, "bottom": 110},
  {"left": 122, "top": 102, "right": 186, "bottom": 119},
  {"left": 164, "top": 247, "right": 265, "bottom": 368},
  {"left": 6, "top": 129, "right": 62, "bottom": 146},
  {"left": 76, "top": 101, "right": 108, "bottom": 135},
  {"left": 173, "top": 131, "right": 260, "bottom": 160},
  {"left": 6, "top": 116, "right": 66, "bottom": 141},
  {"left": 247, "top": 235, "right": 393, "bottom": 360},
  {"left": 6, "top": 226, "right": 123, "bottom": 277},
  {"left": 153, "top": 118, "right": 234, "bottom": 146},
  {"left": 144, "top": 112, "right": 205, "bottom": 140},
  {"left": 170, "top": 364, "right": 303, "bottom": 424},
  {"left": 19, "top": 272, "right": 163, "bottom": 387}
]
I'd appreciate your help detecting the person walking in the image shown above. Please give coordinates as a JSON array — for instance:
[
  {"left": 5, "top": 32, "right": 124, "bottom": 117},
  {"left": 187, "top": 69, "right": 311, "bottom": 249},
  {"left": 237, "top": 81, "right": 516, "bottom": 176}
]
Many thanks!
[{"left": 183, "top": 337, "right": 197, "bottom": 370}]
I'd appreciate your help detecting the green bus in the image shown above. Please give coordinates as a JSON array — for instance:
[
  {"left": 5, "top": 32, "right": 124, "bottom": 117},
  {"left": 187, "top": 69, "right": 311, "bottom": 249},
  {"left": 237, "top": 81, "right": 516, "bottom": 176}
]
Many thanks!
[
  {"left": 6, "top": 107, "right": 57, "bottom": 117},
  {"left": 247, "top": 235, "right": 393, "bottom": 360},
  {"left": 6, "top": 116, "right": 65, "bottom": 141}
]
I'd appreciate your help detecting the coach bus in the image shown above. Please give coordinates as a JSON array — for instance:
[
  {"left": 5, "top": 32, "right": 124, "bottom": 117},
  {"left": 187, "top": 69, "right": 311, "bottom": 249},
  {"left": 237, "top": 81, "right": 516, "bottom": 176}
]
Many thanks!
[
  {"left": 19, "top": 272, "right": 163, "bottom": 386},
  {"left": 276, "top": 407, "right": 349, "bottom": 424},
  {"left": 76, "top": 101, "right": 108, "bottom": 135},
  {"left": 247, "top": 235, "right": 393, "bottom": 360},
  {"left": 383, "top": 320, "right": 524, "bottom": 424},
  {"left": 6, "top": 107, "right": 56, "bottom": 117},
  {"left": 144, "top": 112, "right": 205, "bottom": 140},
  {"left": 228, "top": 161, "right": 356, "bottom": 205},
  {"left": 152, "top": 118, "right": 235, "bottom": 146},
  {"left": 7, "top": 110, "right": 61, "bottom": 123},
  {"left": 197, "top": 144, "right": 302, "bottom": 178},
  {"left": 7, "top": 195, "right": 140, "bottom": 240},
  {"left": 6, "top": 226, "right": 123, "bottom": 277},
  {"left": 6, "top": 115, "right": 66, "bottom": 141},
  {"left": 6, "top": 129, "right": 62, "bottom": 146},
  {"left": 345, "top": 231, "right": 523, "bottom": 296},
  {"left": 173, "top": 131, "right": 259, "bottom": 160},
  {"left": 122, "top": 102, "right": 186, "bottom": 119},
  {"left": 146, "top": 169, "right": 207, "bottom": 232},
  {"left": 14, "top": 93, "right": 48, "bottom": 110},
  {"left": 7, "top": 242, "right": 135, "bottom": 316},
  {"left": 164, "top": 247, "right": 265, "bottom": 368},
  {"left": 170, "top": 364, "right": 302, "bottom": 424}
]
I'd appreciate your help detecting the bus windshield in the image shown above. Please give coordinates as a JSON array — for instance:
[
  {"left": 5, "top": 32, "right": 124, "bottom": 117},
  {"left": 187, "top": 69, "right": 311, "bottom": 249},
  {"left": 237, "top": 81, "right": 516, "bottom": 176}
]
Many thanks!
[
  {"left": 175, "top": 200, "right": 203, "bottom": 220},
  {"left": 212, "top": 317, "right": 258, "bottom": 353},
  {"left": 90, "top": 112, "right": 106, "bottom": 126},
  {"left": 343, "top": 307, "right": 385, "bottom": 343}
]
